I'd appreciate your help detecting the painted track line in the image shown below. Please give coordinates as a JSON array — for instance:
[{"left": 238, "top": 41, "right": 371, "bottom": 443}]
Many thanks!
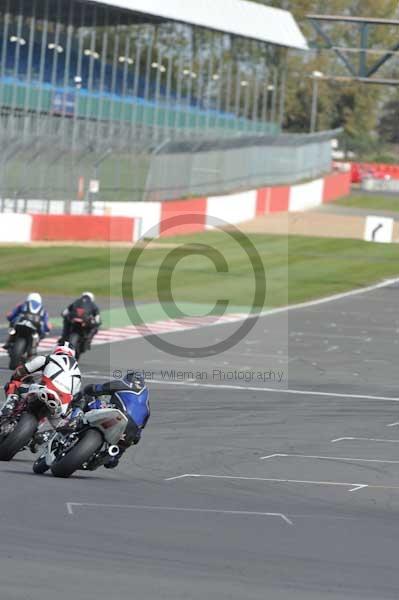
[
  {"left": 260, "top": 453, "right": 399, "bottom": 464},
  {"left": 164, "top": 473, "right": 369, "bottom": 492},
  {"left": 65, "top": 502, "right": 293, "bottom": 525},
  {"left": 165, "top": 473, "right": 399, "bottom": 493},
  {"left": 331, "top": 437, "right": 399, "bottom": 444}
]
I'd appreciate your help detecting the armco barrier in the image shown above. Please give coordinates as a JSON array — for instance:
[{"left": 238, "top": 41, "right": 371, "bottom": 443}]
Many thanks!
[
  {"left": 288, "top": 179, "right": 324, "bottom": 212},
  {"left": 0, "top": 171, "right": 351, "bottom": 243},
  {"left": 159, "top": 198, "right": 207, "bottom": 237},
  {"left": 30, "top": 215, "right": 136, "bottom": 242}
]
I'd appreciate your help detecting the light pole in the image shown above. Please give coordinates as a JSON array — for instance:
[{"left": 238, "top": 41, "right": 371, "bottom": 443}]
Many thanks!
[
  {"left": 310, "top": 70, "right": 323, "bottom": 133},
  {"left": 267, "top": 84, "right": 275, "bottom": 123}
]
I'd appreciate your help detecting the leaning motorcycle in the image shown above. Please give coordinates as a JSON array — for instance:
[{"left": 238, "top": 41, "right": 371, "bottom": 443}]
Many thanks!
[
  {"left": 0, "top": 379, "right": 64, "bottom": 461},
  {"left": 8, "top": 317, "right": 40, "bottom": 370},
  {"left": 33, "top": 406, "right": 128, "bottom": 478}
]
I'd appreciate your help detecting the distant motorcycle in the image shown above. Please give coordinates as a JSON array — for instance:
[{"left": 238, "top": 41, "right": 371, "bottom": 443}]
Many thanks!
[
  {"left": 7, "top": 317, "right": 40, "bottom": 370},
  {"left": 65, "top": 315, "right": 94, "bottom": 359},
  {"left": 33, "top": 404, "right": 128, "bottom": 478},
  {"left": 0, "top": 378, "right": 65, "bottom": 461}
]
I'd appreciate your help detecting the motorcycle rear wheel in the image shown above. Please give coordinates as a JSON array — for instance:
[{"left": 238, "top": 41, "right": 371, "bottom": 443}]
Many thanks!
[
  {"left": 51, "top": 429, "right": 103, "bottom": 478},
  {"left": 0, "top": 413, "right": 38, "bottom": 461}
]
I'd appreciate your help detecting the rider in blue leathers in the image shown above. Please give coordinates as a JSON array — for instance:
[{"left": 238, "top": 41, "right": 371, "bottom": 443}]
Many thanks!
[
  {"left": 70, "top": 371, "right": 150, "bottom": 469},
  {"left": 4, "top": 293, "right": 50, "bottom": 349}
]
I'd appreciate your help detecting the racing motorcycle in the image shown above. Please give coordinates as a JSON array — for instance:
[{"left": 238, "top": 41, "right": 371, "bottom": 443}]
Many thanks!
[
  {"left": 0, "top": 377, "right": 65, "bottom": 461},
  {"left": 7, "top": 317, "right": 40, "bottom": 370},
  {"left": 33, "top": 404, "right": 128, "bottom": 478}
]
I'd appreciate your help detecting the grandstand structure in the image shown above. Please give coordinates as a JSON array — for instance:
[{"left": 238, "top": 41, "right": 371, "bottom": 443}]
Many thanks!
[{"left": 0, "top": 0, "right": 313, "bottom": 202}]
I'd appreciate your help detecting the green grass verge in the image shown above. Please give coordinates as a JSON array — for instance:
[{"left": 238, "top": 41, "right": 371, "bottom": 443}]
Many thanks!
[
  {"left": 336, "top": 194, "right": 399, "bottom": 212},
  {"left": 1, "top": 234, "right": 399, "bottom": 315}
]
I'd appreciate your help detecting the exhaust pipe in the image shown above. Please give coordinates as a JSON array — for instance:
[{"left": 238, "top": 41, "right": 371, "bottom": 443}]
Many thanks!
[{"left": 108, "top": 445, "right": 120, "bottom": 457}]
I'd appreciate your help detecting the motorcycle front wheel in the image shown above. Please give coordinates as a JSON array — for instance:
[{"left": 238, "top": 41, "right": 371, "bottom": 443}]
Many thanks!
[
  {"left": 51, "top": 429, "right": 103, "bottom": 478},
  {"left": 9, "top": 337, "right": 27, "bottom": 370},
  {"left": 0, "top": 413, "right": 38, "bottom": 461},
  {"left": 69, "top": 332, "right": 81, "bottom": 359}
]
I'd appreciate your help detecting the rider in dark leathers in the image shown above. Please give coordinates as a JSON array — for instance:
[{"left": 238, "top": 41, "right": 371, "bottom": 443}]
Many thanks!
[
  {"left": 59, "top": 292, "right": 101, "bottom": 349},
  {"left": 70, "top": 371, "right": 150, "bottom": 469}
]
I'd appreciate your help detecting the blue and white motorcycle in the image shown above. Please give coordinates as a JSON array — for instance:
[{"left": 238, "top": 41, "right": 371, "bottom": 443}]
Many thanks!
[{"left": 33, "top": 399, "right": 128, "bottom": 478}]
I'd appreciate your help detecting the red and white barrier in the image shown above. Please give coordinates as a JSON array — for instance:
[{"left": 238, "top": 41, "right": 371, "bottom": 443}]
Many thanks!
[
  {"left": 0, "top": 171, "right": 351, "bottom": 243},
  {"left": 350, "top": 161, "right": 399, "bottom": 184},
  {"left": 0, "top": 214, "right": 139, "bottom": 243}
]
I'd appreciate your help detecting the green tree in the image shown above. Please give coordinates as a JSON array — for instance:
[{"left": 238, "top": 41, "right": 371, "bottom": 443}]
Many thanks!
[
  {"left": 253, "top": 0, "right": 398, "bottom": 141},
  {"left": 378, "top": 96, "right": 399, "bottom": 143}
]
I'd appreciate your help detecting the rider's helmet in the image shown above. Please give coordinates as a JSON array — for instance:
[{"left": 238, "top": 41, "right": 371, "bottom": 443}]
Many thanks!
[
  {"left": 54, "top": 341, "right": 76, "bottom": 359},
  {"left": 26, "top": 293, "right": 42, "bottom": 313},
  {"left": 81, "top": 292, "right": 95, "bottom": 302},
  {"left": 123, "top": 371, "right": 145, "bottom": 392}
]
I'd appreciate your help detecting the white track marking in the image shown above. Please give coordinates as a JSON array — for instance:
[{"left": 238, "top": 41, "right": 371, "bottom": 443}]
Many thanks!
[
  {"left": 259, "top": 453, "right": 399, "bottom": 464},
  {"left": 387, "top": 422, "right": 399, "bottom": 427},
  {"left": 83, "top": 373, "right": 399, "bottom": 403},
  {"left": 256, "top": 277, "right": 399, "bottom": 316},
  {"left": 65, "top": 502, "right": 292, "bottom": 525},
  {"left": 331, "top": 437, "right": 399, "bottom": 444},
  {"left": 164, "top": 473, "right": 369, "bottom": 492},
  {"left": 165, "top": 473, "right": 399, "bottom": 492},
  {"left": 349, "top": 485, "right": 368, "bottom": 492}
]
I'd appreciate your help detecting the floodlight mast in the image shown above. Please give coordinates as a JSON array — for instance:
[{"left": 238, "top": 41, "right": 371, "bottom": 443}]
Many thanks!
[{"left": 308, "top": 14, "right": 399, "bottom": 85}]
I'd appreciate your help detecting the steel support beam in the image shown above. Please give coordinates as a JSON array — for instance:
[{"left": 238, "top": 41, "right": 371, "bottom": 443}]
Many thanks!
[{"left": 308, "top": 14, "right": 399, "bottom": 82}]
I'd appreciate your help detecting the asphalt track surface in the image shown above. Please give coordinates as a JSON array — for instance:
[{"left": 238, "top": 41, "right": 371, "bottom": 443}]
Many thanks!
[{"left": 2, "top": 283, "right": 399, "bottom": 599}]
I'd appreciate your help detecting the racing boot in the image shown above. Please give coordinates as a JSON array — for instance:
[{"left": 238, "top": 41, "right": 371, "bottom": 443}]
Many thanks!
[
  {"left": 29, "top": 430, "right": 52, "bottom": 454},
  {"left": 104, "top": 456, "right": 119, "bottom": 469},
  {"left": 0, "top": 394, "right": 19, "bottom": 417}
]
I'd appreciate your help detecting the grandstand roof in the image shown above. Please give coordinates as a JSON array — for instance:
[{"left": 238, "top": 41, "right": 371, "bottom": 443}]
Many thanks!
[{"left": 88, "top": 0, "right": 309, "bottom": 51}]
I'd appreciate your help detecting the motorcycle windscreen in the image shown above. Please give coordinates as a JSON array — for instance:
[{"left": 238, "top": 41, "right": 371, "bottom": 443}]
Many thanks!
[{"left": 115, "top": 389, "right": 150, "bottom": 428}]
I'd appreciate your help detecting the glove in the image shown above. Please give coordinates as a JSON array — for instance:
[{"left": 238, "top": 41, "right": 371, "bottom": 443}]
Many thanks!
[
  {"left": 70, "top": 407, "right": 84, "bottom": 421},
  {"left": 4, "top": 380, "right": 20, "bottom": 396},
  {"left": 83, "top": 384, "right": 93, "bottom": 395}
]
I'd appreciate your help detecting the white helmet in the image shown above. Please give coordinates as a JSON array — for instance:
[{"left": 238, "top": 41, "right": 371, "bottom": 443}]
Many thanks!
[
  {"left": 81, "top": 291, "right": 95, "bottom": 302},
  {"left": 54, "top": 341, "right": 76, "bottom": 359},
  {"left": 27, "top": 293, "right": 42, "bottom": 305}
]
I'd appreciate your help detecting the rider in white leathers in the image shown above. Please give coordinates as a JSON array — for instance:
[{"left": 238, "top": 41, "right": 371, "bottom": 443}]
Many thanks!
[{"left": 3, "top": 343, "right": 82, "bottom": 444}]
